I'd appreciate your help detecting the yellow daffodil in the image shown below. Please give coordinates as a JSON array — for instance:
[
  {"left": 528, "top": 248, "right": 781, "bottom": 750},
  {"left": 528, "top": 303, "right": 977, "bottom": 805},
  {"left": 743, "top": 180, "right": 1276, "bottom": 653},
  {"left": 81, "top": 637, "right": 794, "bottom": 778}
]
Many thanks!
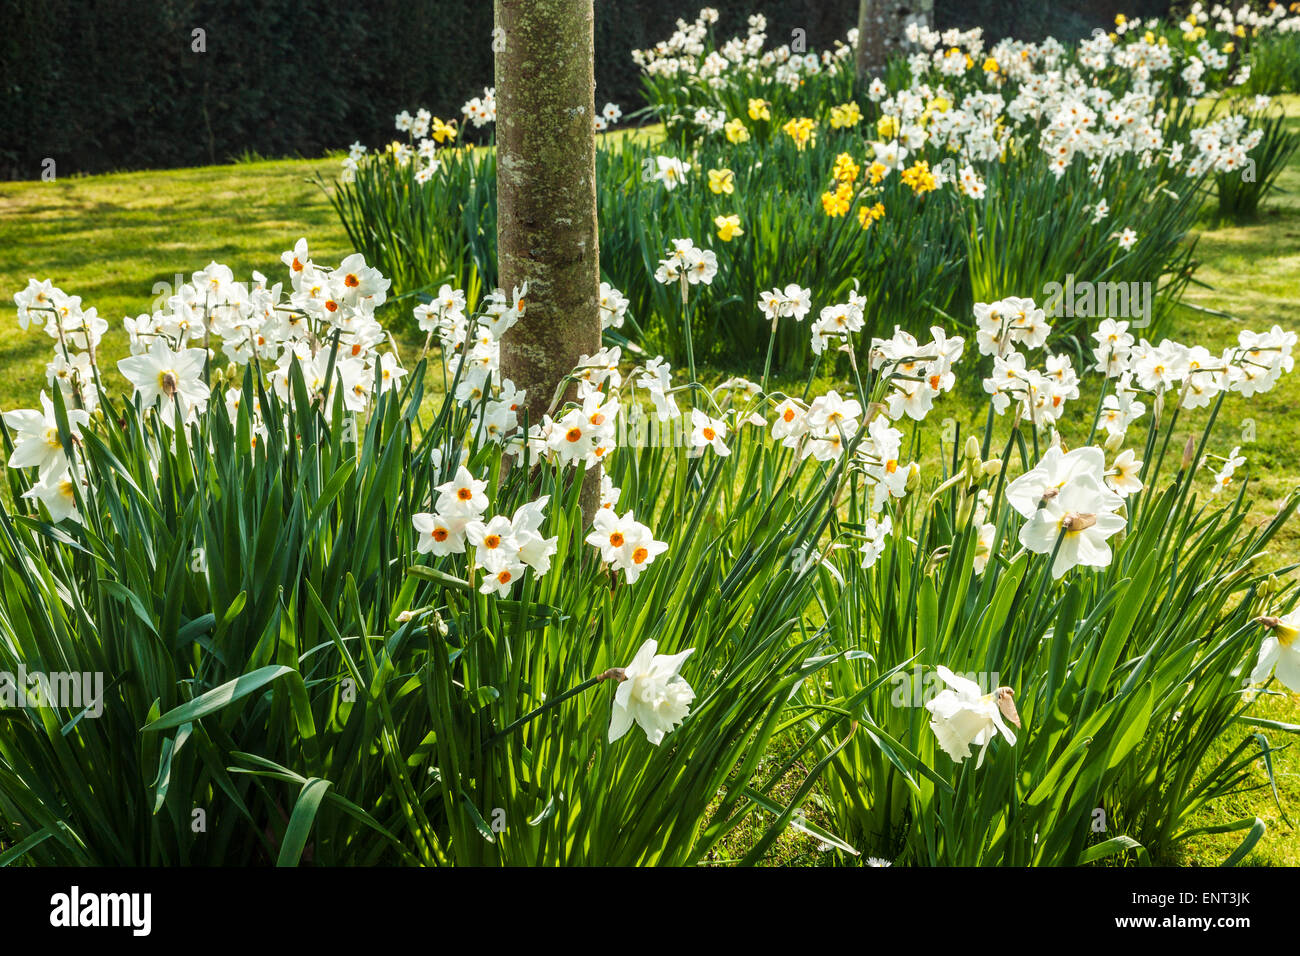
[
  {"left": 430, "top": 118, "right": 458, "bottom": 144},
  {"left": 867, "top": 160, "right": 888, "bottom": 185},
  {"left": 877, "top": 115, "right": 899, "bottom": 139},
  {"left": 781, "top": 117, "right": 816, "bottom": 151},
  {"left": 900, "top": 161, "right": 937, "bottom": 195},
  {"left": 858, "top": 201, "right": 885, "bottom": 229},
  {"left": 982, "top": 57, "right": 999, "bottom": 73},
  {"left": 821, "top": 182, "right": 853, "bottom": 218},
  {"left": 830, "top": 102, "right": 862, "bottom": 129},
  {"left": 708, "top": 168, "right": 735, "bottom": 195},
  {"left": 1115, "top": 13, "right": 1126, "bottom": 25},
  {"left": 714, "top": 214, "right": 743, "bottom": 242},
  {"left": 724, "top": 118, "right": 750, "bottom": 144},
  {"left": 747, "top": 98, "right": 771, "bottom": 122},
  {"left": 832, "top": 153, "right": 860, "bottom": 185}
]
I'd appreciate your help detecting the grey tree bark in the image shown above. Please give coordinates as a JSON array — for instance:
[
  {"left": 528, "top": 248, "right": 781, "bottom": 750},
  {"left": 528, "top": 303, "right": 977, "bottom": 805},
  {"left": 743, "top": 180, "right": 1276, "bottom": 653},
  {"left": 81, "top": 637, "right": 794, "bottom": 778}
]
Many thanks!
[
  {"left": 856, "top": 0, "right": 935, "bottom": 79},
  {"left": 494, "top": 0, "right": 600, "bottom": 430}
]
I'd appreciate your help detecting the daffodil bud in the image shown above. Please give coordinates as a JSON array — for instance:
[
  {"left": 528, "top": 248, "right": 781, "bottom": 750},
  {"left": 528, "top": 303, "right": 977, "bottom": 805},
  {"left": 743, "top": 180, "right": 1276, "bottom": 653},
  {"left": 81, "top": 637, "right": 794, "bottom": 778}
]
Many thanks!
[
  {"left": 957, "top": 489, "right": 975, "bottom": 526},
  {"left": 1103, "top": 429, "right": 1124, "bottom": 453},
  {"left": 1180, "top": 435, "right": 1196, "bottom": 472},
  {"left": 981, "top": 459, "right": 1002, "bottom": 477},
  {"left": 906, "top": 461, "right": 922, "bottom": 492}
]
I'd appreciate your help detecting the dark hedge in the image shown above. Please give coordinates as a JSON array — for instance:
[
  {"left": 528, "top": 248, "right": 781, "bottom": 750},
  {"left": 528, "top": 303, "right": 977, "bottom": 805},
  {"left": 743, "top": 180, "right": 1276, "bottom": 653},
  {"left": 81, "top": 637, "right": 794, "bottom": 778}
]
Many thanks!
[{"left": 0, "top": 0, "right": 1170, "bottom": 180}]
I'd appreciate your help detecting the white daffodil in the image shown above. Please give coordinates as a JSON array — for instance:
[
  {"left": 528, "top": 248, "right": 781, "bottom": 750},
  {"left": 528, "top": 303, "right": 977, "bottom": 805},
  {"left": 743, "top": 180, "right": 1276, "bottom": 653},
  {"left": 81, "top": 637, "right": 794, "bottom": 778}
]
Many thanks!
[
  {"left": 22, "top": 469, "right": 83, "bottom": 524},
  {"left": 3, "top": 391, "right": 90, "bottom": 480},
  {"left": 608, "top": 638, "right": 696, "bottom": 745},
  {"left": 1105, "top": 448, "right": 1144, "bottom": 497},
  {"left": 689, "top": 408, "right": 730, "bottom": 457},
  {"left": 859, "top": 516, "right": 893, "bottom": 569},
  {"left": 925, "top": 666, "right": 1019, "bottom": 766},
  {"left": 412, "top": 512, "right": 471, "bottom": 556},
  {"left": 1250, "top": 612, "right": 1300, "bottom": 692},
  {"left": 434, "top": 465, "right": 489, "bottom": 518},
  {"left": 586, "top": 509, "right": 668, "bottom": 583},
  {"left": 1018, "top": 472, "right": 1127, "bottom": 579},
  {"left": 117, "top": 337, "right": 211, "bottom": 427},
  {"left": 653, "top": 155, "right": 691, "bottom": 190},
  {"left": 1005, "top": 445, "right": 1121, "bottom": 519}
]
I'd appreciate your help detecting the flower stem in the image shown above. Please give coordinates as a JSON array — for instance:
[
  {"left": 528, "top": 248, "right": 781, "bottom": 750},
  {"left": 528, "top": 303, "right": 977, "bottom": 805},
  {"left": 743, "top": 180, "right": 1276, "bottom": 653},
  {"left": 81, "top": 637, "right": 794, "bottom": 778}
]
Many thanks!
[
  {"left": 681, "top": 277, "right": 697, "bottom": 384},
  {"left": 483, "top": 669, "right": 623, "bottom": 748}
]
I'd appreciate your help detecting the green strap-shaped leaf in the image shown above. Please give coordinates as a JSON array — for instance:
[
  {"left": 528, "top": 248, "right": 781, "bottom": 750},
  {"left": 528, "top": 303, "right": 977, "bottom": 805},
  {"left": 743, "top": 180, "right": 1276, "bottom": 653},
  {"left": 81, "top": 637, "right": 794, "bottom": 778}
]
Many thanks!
[
  {"left": 141, "top": 665, "right": 295, "bottom": 732},
  {"left": 277, "top": 777, "right": 332, "bottom": 867}
]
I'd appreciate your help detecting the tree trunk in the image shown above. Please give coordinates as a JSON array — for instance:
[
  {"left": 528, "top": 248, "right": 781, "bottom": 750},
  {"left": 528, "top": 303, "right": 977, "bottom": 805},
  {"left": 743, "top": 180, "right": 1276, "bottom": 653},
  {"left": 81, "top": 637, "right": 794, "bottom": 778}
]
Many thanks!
[
  {"left": 494, "top": 0, "right": 600, "bottom": 432},
  {"left": 856, "top": 0, "right": 935, "bottom": 79},
  {"left": 856, "top": 0, "right": 886, "bottom": 80}
]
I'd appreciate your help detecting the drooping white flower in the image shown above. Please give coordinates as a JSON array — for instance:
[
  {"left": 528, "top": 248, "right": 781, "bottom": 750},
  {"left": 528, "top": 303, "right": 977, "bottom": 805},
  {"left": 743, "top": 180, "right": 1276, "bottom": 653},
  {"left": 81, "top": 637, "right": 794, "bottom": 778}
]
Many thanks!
[
  {"left": 1105, "top": 449, "right": 1144, "bottom": 497},
  {"left": 1209, "top": 446, "right": 1246, "bottom": 495},
  {"left": 22, "top": 469, "right": 83, "bottom": 524},
  {"left": 608, "top": 638, "right": 696, "bottom": 745},
  {"left": 925, "top": 666, "right": 1019, "bottom": 766},
  {"left": 859, "top": 515, "right": 893, "bottom": 569}
]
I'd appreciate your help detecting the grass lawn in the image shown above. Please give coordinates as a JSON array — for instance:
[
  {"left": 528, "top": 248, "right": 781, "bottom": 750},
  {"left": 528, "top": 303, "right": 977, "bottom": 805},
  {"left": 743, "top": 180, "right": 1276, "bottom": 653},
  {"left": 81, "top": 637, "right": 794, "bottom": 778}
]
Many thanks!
[{"left": 2, "top": 108, "right": 1299, "bottom": 865}]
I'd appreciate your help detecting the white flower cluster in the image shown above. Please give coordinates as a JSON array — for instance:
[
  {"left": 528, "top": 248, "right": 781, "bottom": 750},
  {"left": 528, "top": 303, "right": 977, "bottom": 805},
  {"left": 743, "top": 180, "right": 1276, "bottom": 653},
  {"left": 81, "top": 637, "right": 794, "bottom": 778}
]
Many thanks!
[
  {"left": 414, "top": 280, "right": 531, "bottom": 444},
  {"left": 870, "top": 326, "right": 967, "bottom": 422},
  {"left": 652, "top": 237, "right": 718, "bottom": 285},
  {"left": 8, "top": 240, "right": 407, "bottom": 521},
  {"left": 413, "top": 466, "right": 559, "bottom": 596},
  {"left": 633, "top": 9, "right": 853, "bottom": 91},
  {"left": 1091, "top": 318, "right": 1295, "bottom": 410},
  {"left": 461, "top": 88, "right": 497, "bottom": 128},
  {"left": 1186, "top": 112, "right": 1265, "bottom": 177}
]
